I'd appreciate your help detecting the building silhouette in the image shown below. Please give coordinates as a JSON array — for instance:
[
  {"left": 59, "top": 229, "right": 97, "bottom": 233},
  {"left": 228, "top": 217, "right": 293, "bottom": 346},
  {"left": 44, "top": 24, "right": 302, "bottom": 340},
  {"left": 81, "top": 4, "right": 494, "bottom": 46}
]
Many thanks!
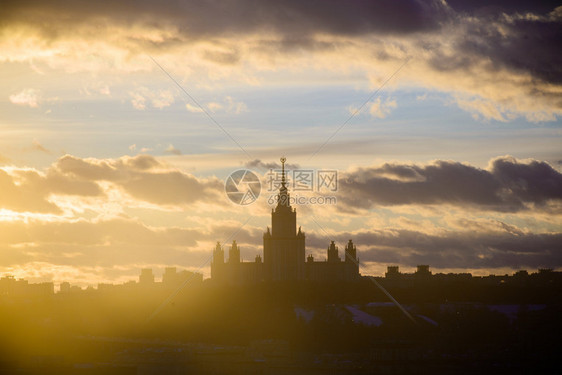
[
  {"left": 211, "top": 158, "right": 359, "bottom": 284},
  {"left": 0, "top": 275, "right": 54, "bottom": 297},
  {"left": 139, "top": 268, "right": 155, "bottom": 284}
]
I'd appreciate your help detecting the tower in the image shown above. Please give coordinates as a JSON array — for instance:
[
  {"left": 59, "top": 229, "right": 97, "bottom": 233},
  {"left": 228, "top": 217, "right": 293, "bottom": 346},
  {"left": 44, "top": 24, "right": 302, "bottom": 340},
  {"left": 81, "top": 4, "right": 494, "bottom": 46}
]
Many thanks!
[
  {"left": 263, "top": 157, "right": 306, "bottom": 281},
  {"left": 344, "top": 239, "right": 359, "bottom": 280},
  {"left": 229, "top": 240, "right": 240, "bottom": 263},
  {"left": 211, "top": 242, "right": 225, "bottom": 282},
  {"left": 344, "top": 239, "right": 357, "bottom": 263},
  {"left": 327, "top": 241, "right": 340, "bottom": 263}
]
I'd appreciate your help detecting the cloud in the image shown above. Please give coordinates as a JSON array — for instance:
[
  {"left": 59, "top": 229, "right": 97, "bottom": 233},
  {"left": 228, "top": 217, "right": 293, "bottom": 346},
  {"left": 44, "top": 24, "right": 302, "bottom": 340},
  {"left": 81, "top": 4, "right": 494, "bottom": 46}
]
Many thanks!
[
  {"left": 0, "top": 0, "right": 446, "bottom": 41},
  {"left": 31, "top": 139, "right": 51, "bottom": 154},
  {"left": 368, "top": 97, "right": 397, "bottom": 119},
  {"left": 0, "top": 217, "right": 211, "bottom": 284},
  {"left": 224, "top": 96, "right": 248, "bottom": 114},
  {"left": 99, "top": 85, "right": 111, "bottom": 96},
  {"left": 330, "top": 227, "right": 562, "bottom": 270},
  {"left": 303, "top": 208, "right": 562, "bottom": 270},
  {"left": 455, "top": 8, "right": 562, "bottom": 85},
  {"left": 151, "top": 90, "right": 175, "bottom": 109},
  {"left": 0, "top": 154, "right": 225, "bottom": 215},
  {"left": 0, "top": 154, "right": 10, "bottom": 164},
  {"left": 204, "top": 97, "right": 247, "bottom": 114},
  {"left": 0, "top": 166, "right": 102, "bottom": 214},
  {"left": 185, "top": 103, "right": 204, "bottom": 113},
  {"left": 53, "top": 154, "right": 223, "bottom": 206},
  {"left": 338, "top": 156, "right": 562, "bottom": 212},
  {"left": 81, "top": 81, "right": 111, "bottom": 96},
  {"left": 9, "top": 88, "right": 40, "bottom": 107},
  {"left": 165, "top": 144, "right": 181, "bottom": 155},
  {"left": 245, "top": 159, "right": 300, "bottom": 172},
  {"left": 129, "top": 88, "right": 175, "bottom": 110},
  {"left": 444, "top": 0, "right": 560, "bottom": 15},
  {"left": 0, "top": 170, "right": 60, "bottom": 214},
  {"left": 455, "top": 96, "right": 509, "bottom": 122},
  {"left": 207, "top": 102, "right": 223, "bottom": 111},
  {"left": 0, "top": 152, "right": 560, "bottom": 284},
  {"left": 203, "top": 48, "right": 240, "bottom": 65},
  {"left": 0, "top": 216, "right": 265, "bottom": 284},
  {"left": 1, "top": 1, "right": 560, "bottom": 121},
  {"left": 0, "top": 217, "right": 201, "bottom": 249},
  {"left": 129, "top": 91, "right": 146, "bottom": 110}
]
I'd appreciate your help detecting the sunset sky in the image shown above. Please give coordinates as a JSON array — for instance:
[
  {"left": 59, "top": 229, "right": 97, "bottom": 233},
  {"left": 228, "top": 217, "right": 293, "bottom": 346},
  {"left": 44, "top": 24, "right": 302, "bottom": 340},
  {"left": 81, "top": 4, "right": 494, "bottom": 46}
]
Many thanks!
[{"left": 1, "top": 0, "right": 561, "bottom": 287}]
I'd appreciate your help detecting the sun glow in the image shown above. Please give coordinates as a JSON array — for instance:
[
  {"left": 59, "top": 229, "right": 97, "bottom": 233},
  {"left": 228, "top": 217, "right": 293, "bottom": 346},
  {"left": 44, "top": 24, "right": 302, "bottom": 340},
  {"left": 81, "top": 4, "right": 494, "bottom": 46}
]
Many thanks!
[{"left": 0, "top": 208, "right": 60, "bottom": 223}]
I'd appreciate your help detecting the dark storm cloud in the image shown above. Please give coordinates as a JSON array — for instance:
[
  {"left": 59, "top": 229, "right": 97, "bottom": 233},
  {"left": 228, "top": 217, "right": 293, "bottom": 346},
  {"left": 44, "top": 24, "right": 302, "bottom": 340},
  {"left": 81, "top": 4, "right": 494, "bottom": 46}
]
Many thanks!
[
  {"left": 454, "top": 8, "right": 562, "bottom": 84},
  {"left": 1, "top": 0, "right": 446, "bottom": 37},
  {"left": 361, "top": 229, "right": 562, "bottom": 270},
  {"left": 338, "top": 156, "right": 562, "bottom": 212},
  {"left": 54, "top": 154, "right": 224, "bottom": 206},
  {"left": 445, "top": 0, "right": 561, "bottom": 16},
  {"left": 306, "top": 227, "right": 562, "bottom": 270},
  {"left": 3, "top": 0, "right": 561, "bottom": 86}
]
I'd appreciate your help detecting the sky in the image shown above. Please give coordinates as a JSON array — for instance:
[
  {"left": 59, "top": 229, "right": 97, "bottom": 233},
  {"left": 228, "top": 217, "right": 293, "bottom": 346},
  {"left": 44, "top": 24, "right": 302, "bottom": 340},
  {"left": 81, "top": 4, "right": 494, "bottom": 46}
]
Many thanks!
[{"left": 1, "top": 0, "right": 561, "bottom": 287}]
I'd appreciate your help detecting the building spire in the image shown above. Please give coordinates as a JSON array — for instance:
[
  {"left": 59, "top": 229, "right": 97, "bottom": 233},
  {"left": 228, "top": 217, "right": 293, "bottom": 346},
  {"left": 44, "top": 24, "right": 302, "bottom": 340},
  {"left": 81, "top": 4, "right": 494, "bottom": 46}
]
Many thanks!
[
  {"left": 280, "top": 156, "right": 286, "bottom": 189},
  {"left": 277, "top": 156, "right": 290, "bottom": 208}
]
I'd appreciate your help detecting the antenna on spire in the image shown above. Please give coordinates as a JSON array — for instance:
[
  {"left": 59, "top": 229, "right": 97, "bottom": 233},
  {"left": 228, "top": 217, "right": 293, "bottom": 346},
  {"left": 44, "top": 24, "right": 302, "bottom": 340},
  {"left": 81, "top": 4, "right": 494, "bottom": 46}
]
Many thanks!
[{"left": 280, "top": 156, "right": 286, "bottom": 187}]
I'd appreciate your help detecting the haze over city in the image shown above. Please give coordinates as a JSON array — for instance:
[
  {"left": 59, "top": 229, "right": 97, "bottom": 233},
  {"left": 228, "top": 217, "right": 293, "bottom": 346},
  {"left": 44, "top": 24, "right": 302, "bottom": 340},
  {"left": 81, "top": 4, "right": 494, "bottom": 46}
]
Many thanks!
[{"left": 1, "top": 0, "right": 561, "bottom": 289}]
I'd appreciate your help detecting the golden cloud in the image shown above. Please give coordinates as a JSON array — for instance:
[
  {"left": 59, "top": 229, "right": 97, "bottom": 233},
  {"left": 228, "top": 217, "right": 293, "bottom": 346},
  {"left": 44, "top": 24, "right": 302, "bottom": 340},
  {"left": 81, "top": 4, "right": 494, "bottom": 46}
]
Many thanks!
[{"left": 0, "top": 1, "right": 560, "bottom": 122}]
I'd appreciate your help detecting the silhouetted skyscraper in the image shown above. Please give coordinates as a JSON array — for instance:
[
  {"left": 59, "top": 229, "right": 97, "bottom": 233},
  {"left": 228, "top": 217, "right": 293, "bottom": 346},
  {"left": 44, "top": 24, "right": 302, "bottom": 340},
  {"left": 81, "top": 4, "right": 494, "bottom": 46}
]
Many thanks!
[
  {"left": 263, "top": 158, "right": 306, "bottom": 281},
  {"left": 212, "top": 158, "right": 359, "bottom": 284}
]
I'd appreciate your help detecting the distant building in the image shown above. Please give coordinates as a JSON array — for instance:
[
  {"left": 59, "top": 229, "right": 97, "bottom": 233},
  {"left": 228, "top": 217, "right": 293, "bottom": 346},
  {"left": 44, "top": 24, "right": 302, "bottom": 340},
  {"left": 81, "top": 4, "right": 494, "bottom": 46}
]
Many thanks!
[
  {"left": 60, "top": 281, "right": 71, "bottom": 293},
  {"left": 0, "top": 275, "right": 53, "bottom": 297},
  {"left": 385, "top": 266, "right": 400, "bottom": 278},
  {"left": 211, "top": 158, "right": 360, "bottom": 284},
  {"left": 305, "top": 240, "right": 359, "bottom": 282},
  {"left": 415, "top": 265, "right": 431, "bottom": 277},
  {"left": 383, "top": 265, "right": 433, "bottom": 283},
  {"left": 416, "top": 264, "right": 431, "bottom": 275},
  {"left": 162, "top": 267, "right": 203, "bottom": 287},
  {"left": 97, "top": 283, "right": 115, "bottom": 292},
  {"left": 139, "top": 268, "right": 155, "bottom": 284}
]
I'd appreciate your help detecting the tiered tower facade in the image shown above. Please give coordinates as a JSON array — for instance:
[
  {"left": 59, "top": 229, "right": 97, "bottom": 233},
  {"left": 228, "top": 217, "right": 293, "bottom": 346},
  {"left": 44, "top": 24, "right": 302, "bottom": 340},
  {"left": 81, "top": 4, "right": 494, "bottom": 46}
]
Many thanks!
[{"left": 263, "top": 157, "right": 306, "bottom": 281}]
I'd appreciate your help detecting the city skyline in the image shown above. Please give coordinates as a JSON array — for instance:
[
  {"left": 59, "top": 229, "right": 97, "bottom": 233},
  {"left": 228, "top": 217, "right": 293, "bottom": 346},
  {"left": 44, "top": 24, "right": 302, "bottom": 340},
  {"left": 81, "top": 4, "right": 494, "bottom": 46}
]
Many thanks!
[{"left": 1, "top": 1, "right": 561, "bottom": 287}]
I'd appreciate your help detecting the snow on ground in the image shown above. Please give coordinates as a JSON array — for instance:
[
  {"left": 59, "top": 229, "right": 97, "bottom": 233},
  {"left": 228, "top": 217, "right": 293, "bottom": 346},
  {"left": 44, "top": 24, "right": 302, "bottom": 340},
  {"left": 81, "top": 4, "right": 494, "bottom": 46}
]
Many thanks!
[
  {"left": 294, "top": 307, "right": 315, "bottom": 323},
  {"left": 344, "top": 305, "right": 383, "bottom": 327}
]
